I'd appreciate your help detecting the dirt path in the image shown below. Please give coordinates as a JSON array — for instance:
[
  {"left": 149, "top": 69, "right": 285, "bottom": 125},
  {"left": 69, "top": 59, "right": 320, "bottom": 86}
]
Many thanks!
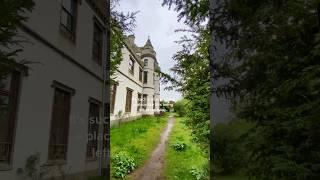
[{"left": 129, "top": 115, "right": 175, "bottom": 180}]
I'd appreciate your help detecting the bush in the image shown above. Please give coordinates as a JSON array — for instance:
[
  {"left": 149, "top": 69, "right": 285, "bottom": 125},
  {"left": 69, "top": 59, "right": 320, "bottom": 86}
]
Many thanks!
[
  {"left": 190, "top": 167, "right": 207, "bottom": 180},
  {"left": 171, "top": 141, "right": 187, "bottom": 151},
  {"left": 174, "top": 99, "right": 188, "bottom": 117},
  {"left": 111, "top": 152, "right": 136, "bottom": 178}
]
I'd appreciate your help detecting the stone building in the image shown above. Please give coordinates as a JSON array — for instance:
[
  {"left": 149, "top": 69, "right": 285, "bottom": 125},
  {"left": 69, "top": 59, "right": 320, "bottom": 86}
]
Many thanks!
[
  {"left": 110, "top": 35, "right": 161, "bottom": 125},
  {"left": 0, "top": 0, "right": 108, "bottom": 179}
]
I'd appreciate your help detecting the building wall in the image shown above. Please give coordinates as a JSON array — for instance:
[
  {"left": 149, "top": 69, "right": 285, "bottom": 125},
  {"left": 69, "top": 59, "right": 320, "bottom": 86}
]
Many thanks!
[
  {"left": 110, "top": 38, "right": 161, "bottom": 121},
  {"left": 0, "top": 0, "right": 107, "bottom": 179}
]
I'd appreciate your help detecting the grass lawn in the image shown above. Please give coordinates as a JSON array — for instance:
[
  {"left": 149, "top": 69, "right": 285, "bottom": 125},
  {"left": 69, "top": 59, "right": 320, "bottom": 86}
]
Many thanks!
[
  {"left": 163, "top": 116, "right": 209, "bottom": 179},
  {"left": 110, "top": 114, "right": 169, "bottom": 179}
]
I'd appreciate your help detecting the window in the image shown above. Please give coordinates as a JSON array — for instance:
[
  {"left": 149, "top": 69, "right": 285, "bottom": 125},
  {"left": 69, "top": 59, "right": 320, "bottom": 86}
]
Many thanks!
[
  {"left": 153, "top": 95, "right": 155, "bottom": 109},
  {"left": 110, "top": 82, "right": 117, "bottom": 114},
  {"left": 139, "top": 68, "right": 143, "bottom": 82},
  {"left": 92, "top": 22, "right": 103, "bottom": 65},
  {"left": 125, "top": 88, "right": 133, "bottom": 113},
  {"left": 129, "top": 57, "right": 135, "bottom": 75},
  {"left": 153, "top": 73, "right": 155, "bottom": 85},
  {"left": 142, "top": 94, "right": 147, "bottom": 110},
  {"left": 143, "top": 71, "right": 148, "bottom": 84},
  {"left": 137, "top": 93, "right": 142, "bottom": 112},
  {"left": 144, "top": 59, "right": 148, "bottom": 66},
  {"left": 86, "top": 101, "right": 100, "bottom": 160},
  {"left": 48, "top": 88, "right": 72, "bottom": 161},
  {"left": 0, "top": 72, "right": 20, "bottom": 165},
  {"left": 60, "top": 0, "right": 77, "bottom": 39}
]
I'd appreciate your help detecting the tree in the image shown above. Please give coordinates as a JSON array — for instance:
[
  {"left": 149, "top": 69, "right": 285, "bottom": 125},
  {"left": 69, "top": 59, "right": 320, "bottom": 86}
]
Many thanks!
[
  {"left": 161, "top": 0, "right": 210, "bottom": 149},
  {"left": 0, "top": 0, "right": 34, "bottom": 77},
  {"left": 110, "top": 0, "right": 137, "bottom": 78},
  {"left": 173, "top": 99, "right": 188, "bottom": 117},
  {"left": 210, "top": 0, "right": 320, "bottom": 179}
]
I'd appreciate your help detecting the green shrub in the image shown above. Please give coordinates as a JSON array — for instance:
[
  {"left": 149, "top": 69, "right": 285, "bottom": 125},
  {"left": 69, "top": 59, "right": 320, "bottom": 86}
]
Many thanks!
[
  {"left": 174, "top": 99, "right": 188, "bottom": 117},
  {"left": 190, "top": 167, "right": 206, "bottom": 180},
  {"left": 171, "top": 141, "right": 187, "bottom": 151},
  {"left": 111, "top": 152, "right": 136, "bottom": 178}
]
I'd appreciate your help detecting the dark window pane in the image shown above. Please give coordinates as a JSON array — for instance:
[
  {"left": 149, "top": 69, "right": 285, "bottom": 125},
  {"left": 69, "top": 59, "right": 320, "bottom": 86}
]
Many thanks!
[
  {"left": 144, "top": 71, "right": 148, "bottom": 84},
  {"left": 48, "top": 88, "right": 71, "bottom": 161},
  {"left": 86, "top": 103, "right": 100, "bottom": 159},
  {"left": 62, "top": 0, "right": 72, "bottom": 12},
  {"left": 0, "top": 72, "right": 20, "bottom": 164},
  {"left": 125, "top": 89, "right": 133, "bottom": 113},
  {"left": 92, "top": 23, "right": 103, "bottom": 65}
]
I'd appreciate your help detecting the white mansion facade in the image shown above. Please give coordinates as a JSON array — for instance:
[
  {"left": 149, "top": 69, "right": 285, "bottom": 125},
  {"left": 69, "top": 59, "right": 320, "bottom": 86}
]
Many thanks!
[
  {"left": 1, "top": 0, "right": 108, "bottom": 179},
  {"left": 110, "top": 35, "right": 161, "bottom": 124}
]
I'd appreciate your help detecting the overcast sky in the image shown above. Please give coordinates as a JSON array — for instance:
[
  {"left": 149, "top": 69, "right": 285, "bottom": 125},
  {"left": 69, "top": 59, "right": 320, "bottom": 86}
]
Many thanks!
[{"left": 115, "top": 0, "right": 188, "bottom": 102}]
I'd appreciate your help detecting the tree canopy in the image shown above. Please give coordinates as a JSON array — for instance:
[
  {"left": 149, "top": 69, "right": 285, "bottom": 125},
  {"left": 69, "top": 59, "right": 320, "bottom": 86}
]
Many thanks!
[
  {"left": 0, "top": 0, "right": 34, "bottom": 77},
  {"left": 210, "top": 0, "right": 320, "bottom": 179}
]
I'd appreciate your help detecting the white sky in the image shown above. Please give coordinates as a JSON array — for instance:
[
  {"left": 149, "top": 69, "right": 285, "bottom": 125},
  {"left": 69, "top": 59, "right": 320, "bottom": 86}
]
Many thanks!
[{"left": 115, "top": 0, "right": 188, "bottom": 102}]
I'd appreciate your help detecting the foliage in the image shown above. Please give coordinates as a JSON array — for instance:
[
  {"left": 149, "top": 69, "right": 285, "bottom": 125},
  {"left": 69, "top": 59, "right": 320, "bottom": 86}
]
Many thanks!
[
  {"left": 190, "top": 167, "right": 207, "bottom": 180},
  {"left": 171, "top": 141, "right": 187, "bottom": 151},
  {"left": 111, "top": 152, "right": 136, "bottom": 178},
  {"left": 210, "top": 0, "right": 320, "bottom": 179},
  {"left": 0, "top": 0, "right": 34, "bottom": 77},
  {"left": 164, "top": 117, "right": 209, "bottom": 179},
  {"left": 110, "top": 114, "right": 168, "bottom": 178},
  {"left": 162, "top": 0, "right": 209, "bottom": 27},
  {"left": 173, "top": 99, "right": 188, "bottom": 117},
  {"left": 161, "top": 0, "right": 210, "bottom": 149},
  {"left": 212, "top": 120, "right": 254, "bottom": 175},
  {"left": 16, "top": 153, "right": 50, "bottom": 180},
  {"left": 110, "top": 0, "right": 138, "bottom": 78}
]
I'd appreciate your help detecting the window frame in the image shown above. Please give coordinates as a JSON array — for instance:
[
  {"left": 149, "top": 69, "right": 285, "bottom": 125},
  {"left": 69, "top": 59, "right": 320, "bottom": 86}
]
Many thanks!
[
  {"left": 142, "top": 94, "right": 148, "bottom": 110},
  {"left": 59, "top": 0, "right": 78, "bottom": 41},
  {"left": 137, "top": 93, "right": 142, "bottom": 112},
  {"left": 128, "top": 57, "right": 135, "bottom": 75},
  {"left": 92, "top": 20, "right": 104, "bottom": 65},
  {"left": 86, "top": 99, "right": 101, "bottom": 161},
  {"left": 0, "top": 71, "right": 21, "bottom": 168},
  {"left": 47, "top": 81, "right": 74, "bottom": 163},
  {"left": 144, "top": 59, "right": 148, "bottom": 66},
  {"left": 143, "top": 71, "right": 148, "bottom": 84},
  {"left": 139, "top": 67, "right": 143, "bottom": 82},
  {"left": 125, "top": 88, "right": 133, "bottom": 113}
]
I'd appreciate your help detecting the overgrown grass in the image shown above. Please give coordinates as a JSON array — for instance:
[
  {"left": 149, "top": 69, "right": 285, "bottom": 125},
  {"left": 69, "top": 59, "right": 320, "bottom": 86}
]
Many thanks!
[
  {"left": 110, "top": 114, "right": 168, "bottom": 179},
  {"left": 163, "top": 117, "right": 209, "bottom": 179}
]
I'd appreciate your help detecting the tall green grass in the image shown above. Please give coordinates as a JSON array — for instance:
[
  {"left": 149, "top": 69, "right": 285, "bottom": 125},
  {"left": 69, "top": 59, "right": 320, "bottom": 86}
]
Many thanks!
[
  {"left": 110, "top": 114, "right": 168, "bottom": 179},
  {"left": 163, "top": 117, "right": 209, "bottom": 179}
]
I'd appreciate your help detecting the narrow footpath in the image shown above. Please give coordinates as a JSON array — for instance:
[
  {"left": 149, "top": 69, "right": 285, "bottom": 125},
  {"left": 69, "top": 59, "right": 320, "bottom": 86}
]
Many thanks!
[{"left": 129, "top": 114, "right": 175, "bottom": 180}]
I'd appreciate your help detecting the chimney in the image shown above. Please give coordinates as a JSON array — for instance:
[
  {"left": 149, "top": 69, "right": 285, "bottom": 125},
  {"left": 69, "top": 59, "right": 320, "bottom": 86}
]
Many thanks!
[{"left": 128, "top": 34, "right": 135, "bottom": 44}]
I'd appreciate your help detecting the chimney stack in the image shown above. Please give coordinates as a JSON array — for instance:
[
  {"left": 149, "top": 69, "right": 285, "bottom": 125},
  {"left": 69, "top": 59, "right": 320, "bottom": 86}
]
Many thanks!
[{"left": 128, "top": 34, "right": 135, "bottom": 45}]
